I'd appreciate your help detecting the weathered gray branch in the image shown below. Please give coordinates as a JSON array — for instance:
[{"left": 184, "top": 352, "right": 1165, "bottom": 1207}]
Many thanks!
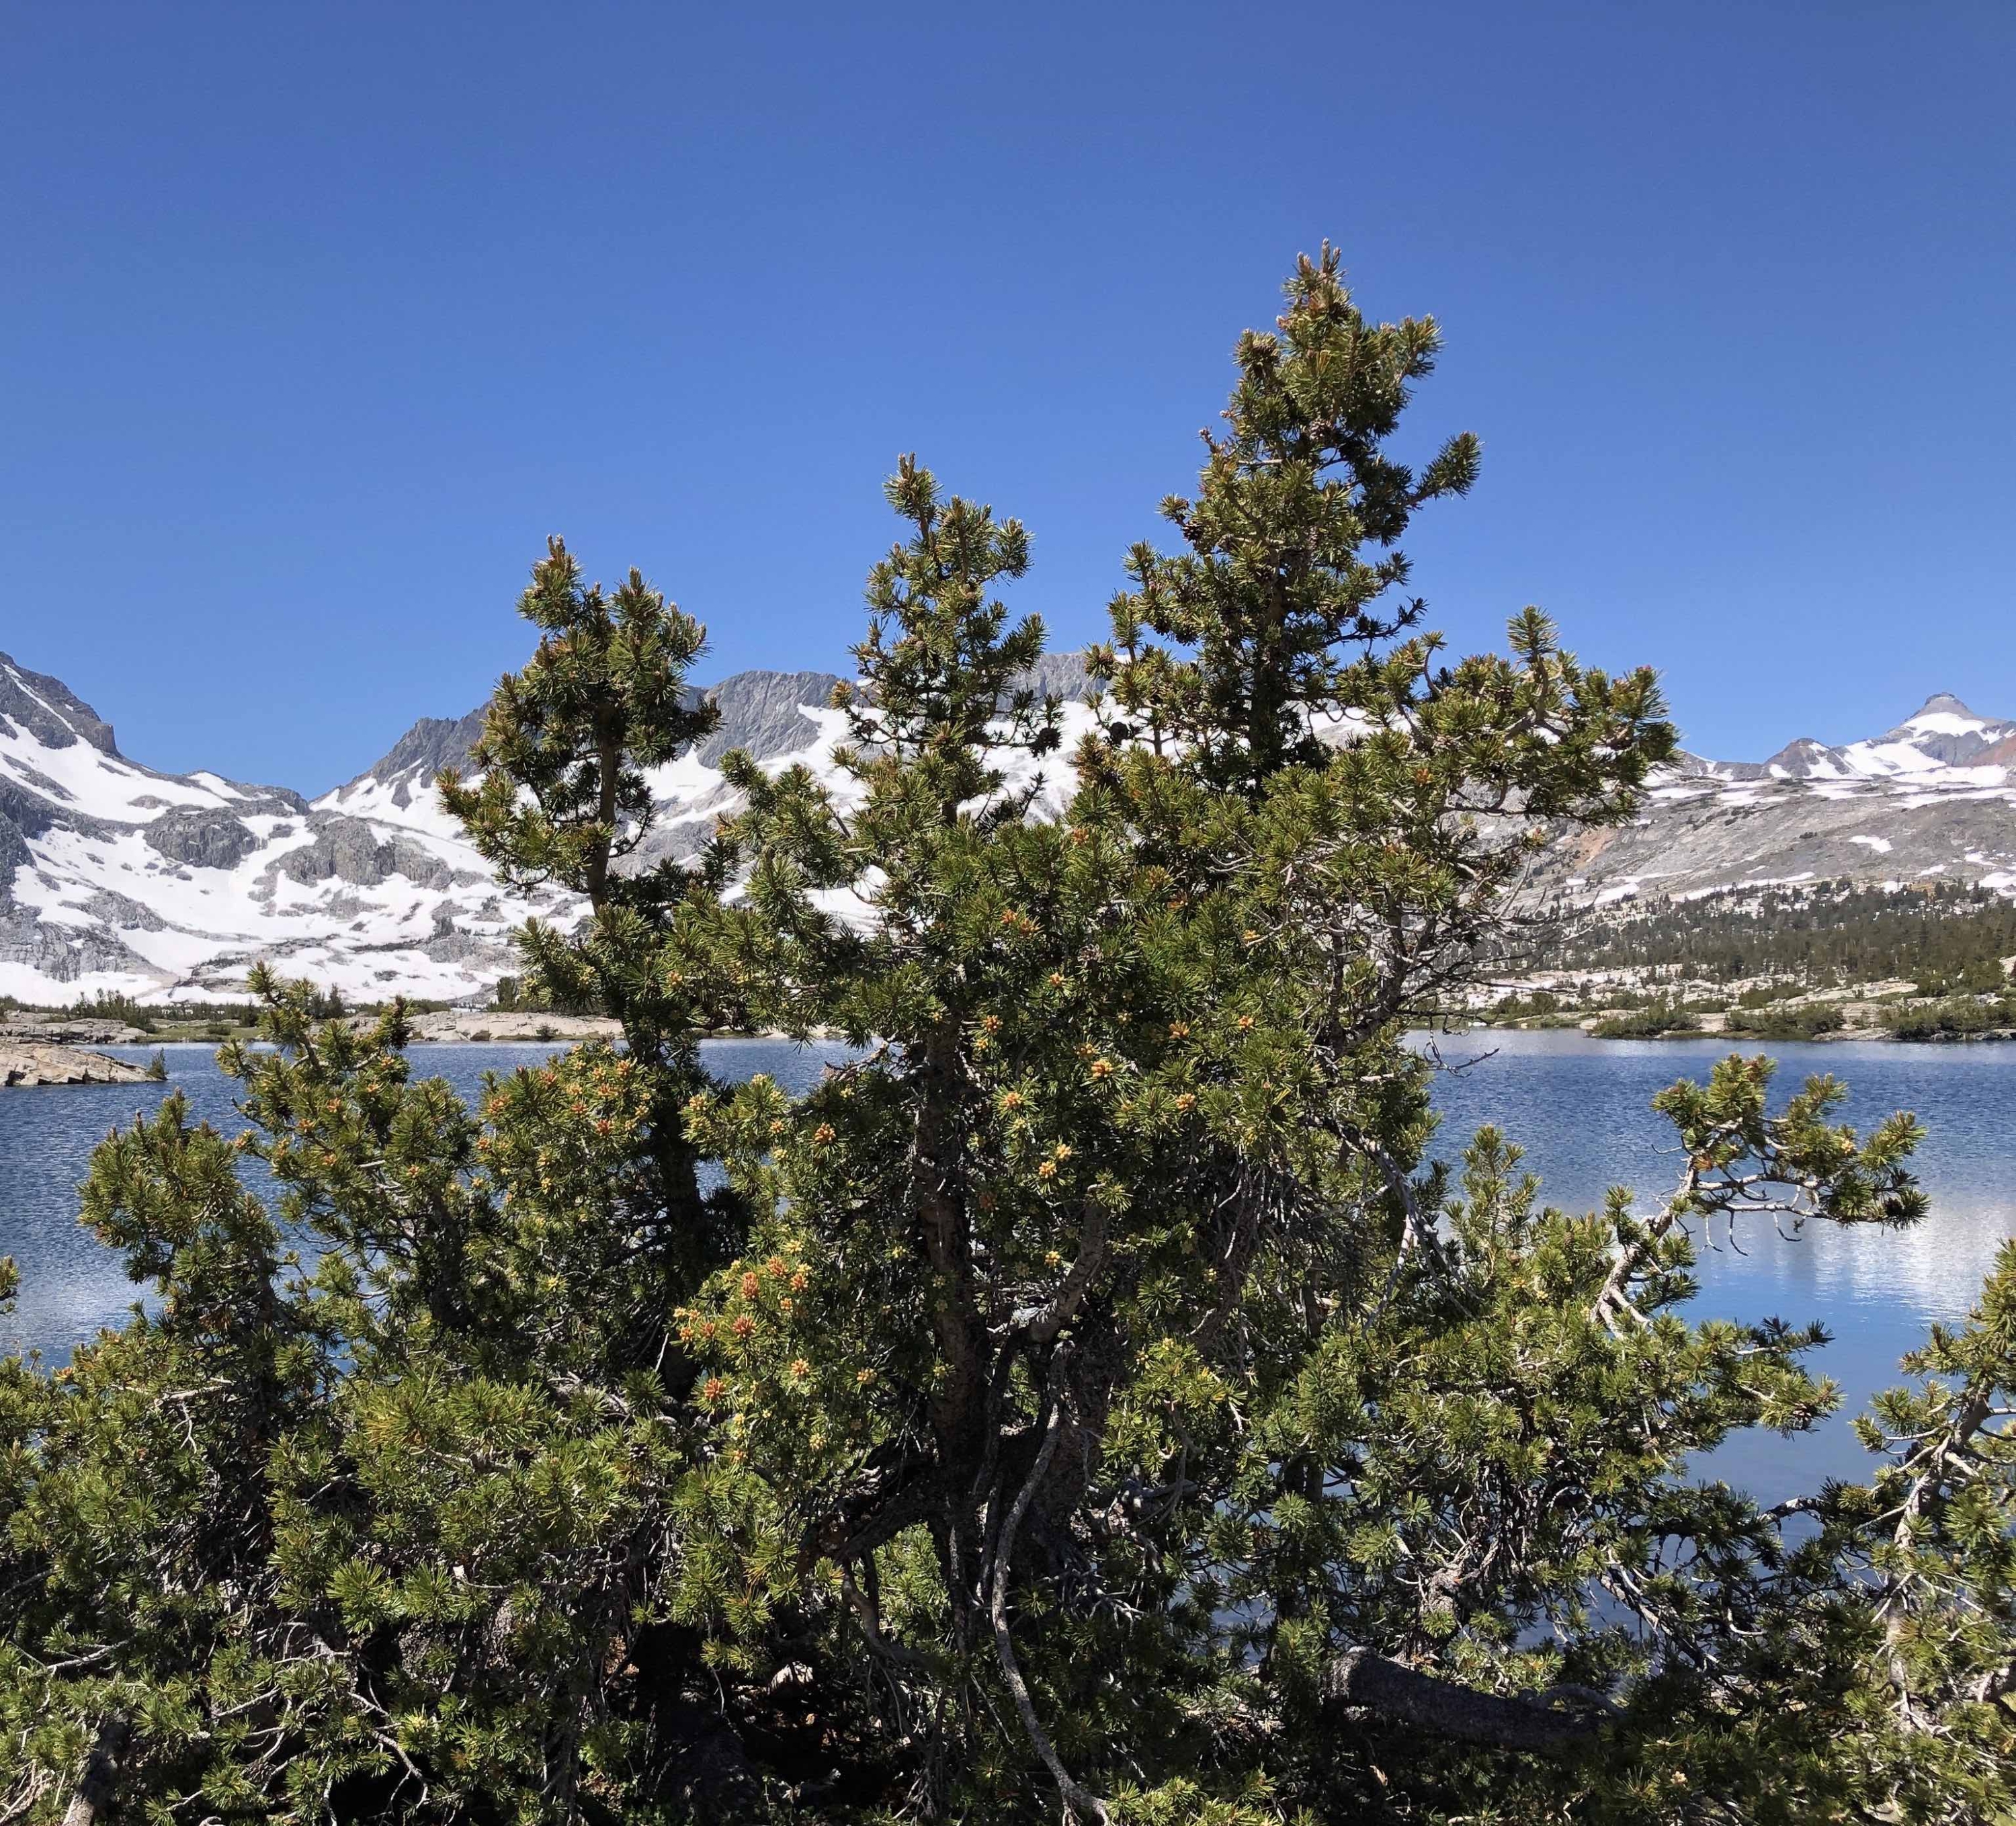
[
  {"left": 1324, "top": 1649, "right": 1609, "bottom": 1753},
  {"left": 1022, "top": 1200, "right": 1107, "bottom": 1347}
]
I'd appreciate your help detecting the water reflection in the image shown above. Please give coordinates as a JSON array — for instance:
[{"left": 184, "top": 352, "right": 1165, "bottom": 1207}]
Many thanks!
[{"left": 1425, "top": 1030, "right": 2015, "bottom": 1322}]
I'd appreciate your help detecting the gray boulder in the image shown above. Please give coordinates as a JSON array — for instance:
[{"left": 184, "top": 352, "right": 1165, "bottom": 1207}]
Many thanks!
[
  {"left": 144, "top": 807, "right": 261, "bottom": 871},
  {"left": 276, "top": 815, "right": 452, "bottom": 890}
]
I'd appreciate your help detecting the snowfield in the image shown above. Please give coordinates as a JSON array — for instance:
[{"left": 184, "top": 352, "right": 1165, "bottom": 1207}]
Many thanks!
[
  {"left": 1518, "top": 692, "right": 2016, "bottom": 916},
  {"left": 0, "top": 651, "right": 1096, "bottom": 1006}
]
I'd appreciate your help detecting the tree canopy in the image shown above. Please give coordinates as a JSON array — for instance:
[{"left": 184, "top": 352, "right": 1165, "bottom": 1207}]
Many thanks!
[{"left": 2, "top": 249, "right": 2011, "bottom": 1825}]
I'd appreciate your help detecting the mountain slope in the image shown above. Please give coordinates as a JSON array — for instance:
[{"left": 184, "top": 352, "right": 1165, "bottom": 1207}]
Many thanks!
[
  {"left": 1525, "top": 693, "right": 2016, "bottom": 914},
  {"left": 319, "top": 658, "right": 1099, "bottom": 866},
  {"left": 0, "top": 651, "right": 571, "bottom": 1005}
]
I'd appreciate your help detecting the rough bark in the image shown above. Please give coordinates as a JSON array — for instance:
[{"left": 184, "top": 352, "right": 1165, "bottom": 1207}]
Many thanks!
[{"left": 60, "top": 1716, "right": 128, "bottom": 1826}]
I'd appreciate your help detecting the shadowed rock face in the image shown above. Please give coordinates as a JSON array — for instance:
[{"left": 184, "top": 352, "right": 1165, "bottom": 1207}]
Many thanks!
[
  {"left": 1759, "top": 738, "right": 1834, "bottom": 779},
  {"left": 1771, "top": 694, "right": 2016, "bottom": 776},
  {"left": 81, "top": 890, "right": 165, "bottom": 932},
  {"left": 0, "top": 812, "right": 31, "bottom": 897},
  {"left": 1885, "top": 693, "right": 2015, "bottom": 766},
  {"left": 0, "top": 749, "right": 159, "bottom": 978},
  {"left": 144, "top": 808, "right": 261, "bottom": 871},
  {"left": 694, "top": 672, "right": 847, "bottom": 767},
  {"left": 689, "top": 656, "right": 1089, "bottom": 763},
  {"left": 0, "top": 907, "right": 152, "bottom": 984},
  {"left": 359, "top": 705, "right": 494, "bottom": 808},
  {"left": 353, "top": 656, "right": 1099, "bottom": 790},
  {"left": 1013, "top": 650, "right": 1094, "bottom": 703},
  {"left": 0, "top": 651, "right": 118, "bottom": 755},
  {"left": 0, "top": 652, "right": 538, "bottom": 1002}
]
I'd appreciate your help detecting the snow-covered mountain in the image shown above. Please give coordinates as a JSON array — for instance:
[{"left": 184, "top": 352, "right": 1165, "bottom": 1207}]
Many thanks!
[
  {"left": 319, "top": 656, "right": 1097, "bottom": 866},
  {"left": 0, "top": 649, "right": 581, "bottom": 1005},
  {"left": 0, "top": 649, "right": 1095, "bottom": 1006},
  {"left": 1677, "top": 694, "right": 2016, "bottom": 786},
  {"left": 1525, "top": 693, "right": 2016, "bottom": 913},
  {"left": 7, "top": 642, "right": 2013, "bottom": 1005}
]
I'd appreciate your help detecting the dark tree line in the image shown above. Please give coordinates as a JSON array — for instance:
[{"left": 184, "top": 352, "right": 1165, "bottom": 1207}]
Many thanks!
[{"left": 1546, "top": 879, "right": 2016, "bottom": 994}]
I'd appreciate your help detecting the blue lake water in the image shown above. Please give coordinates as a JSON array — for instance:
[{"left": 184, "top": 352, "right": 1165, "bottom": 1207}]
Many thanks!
[
  {"left": 0, "top": 1040, "right": 849, "bottom": 1359},
  {"left": 1427, "top": 1030, "right": 2015, "bottom": 1497},
  {"left": 1, "top": 1032, "right": 2007, "bottom": 1503}
]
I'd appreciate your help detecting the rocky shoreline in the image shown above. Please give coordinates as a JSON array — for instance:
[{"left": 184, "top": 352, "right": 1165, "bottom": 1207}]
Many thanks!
[
  {"left": 390, "top": 1012, "right": 836, "bottom": 1045},
  {"left": 394, "top": 1011, "right": 622, "bottom": 1044},
  {"left": 0, "top": 1014, "right": 164, "bottom": 1087}
]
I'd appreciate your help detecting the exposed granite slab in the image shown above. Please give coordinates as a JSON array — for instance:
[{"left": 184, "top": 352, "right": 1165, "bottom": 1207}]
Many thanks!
[
  {"left": 0, "top": 1040, "right": 155, "bottom": 1087},
  {"left": 386, "top": 1010, "right": 622, "bottom": 1044}
]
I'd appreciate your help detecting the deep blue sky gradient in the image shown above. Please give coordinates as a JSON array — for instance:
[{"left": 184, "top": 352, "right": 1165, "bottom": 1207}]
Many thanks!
[{"left": 5, "top": 2, "right": 2013, "bottom": 790}]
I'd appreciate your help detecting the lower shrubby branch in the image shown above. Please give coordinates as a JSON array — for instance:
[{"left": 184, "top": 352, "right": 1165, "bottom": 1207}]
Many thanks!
[
  {"left": 1593, "top": 1057, "right": 1925, "bottom": 1335},
  {"left": 838, "top": 1563, "right": 932, "bottom": 1670}
]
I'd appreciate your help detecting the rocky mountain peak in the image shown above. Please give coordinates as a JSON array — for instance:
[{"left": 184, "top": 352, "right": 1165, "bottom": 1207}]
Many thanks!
[
  {"left": 0, "top": 652, "right": 120, "bottom": 757},
  {"left": 1905, "top": 691, "right": 1984, "bottom": 722}
]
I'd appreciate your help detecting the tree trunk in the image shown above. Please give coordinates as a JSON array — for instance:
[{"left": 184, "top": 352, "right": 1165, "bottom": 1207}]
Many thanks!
[{"left": 61, "top": 1716, "right": 128, "bottom": 1826}]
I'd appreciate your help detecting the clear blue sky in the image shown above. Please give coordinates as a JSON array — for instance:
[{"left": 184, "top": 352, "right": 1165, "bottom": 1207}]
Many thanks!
[{"left": 5, "top": 3, "right": 2012, "bottom": 791}]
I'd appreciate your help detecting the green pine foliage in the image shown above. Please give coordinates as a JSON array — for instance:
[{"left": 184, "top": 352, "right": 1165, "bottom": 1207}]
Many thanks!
[
  {"left": 1724, "top": 1001, "right": 1846, "bottom": 1042},
  {"left": 1, "top": 251, "right": 2011, "bottom": 1825},
  {"left": 1886, "top": 995, "right": 2016, "bottom": 1041},
  {"left": 69, "top": 987, "right": 158, "bottom": 1031},
  {"left": 1829, "top": 1240, "right": 2016, "bottom": 1813},
  {"left": 1589, "top": 999, "right": 1699, "bottom": 1038}
]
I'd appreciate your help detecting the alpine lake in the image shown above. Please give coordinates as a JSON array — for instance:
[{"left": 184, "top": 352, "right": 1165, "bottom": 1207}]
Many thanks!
[{"left": 2, "top": 1032, "right": 2010, "bottom": 1505}]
